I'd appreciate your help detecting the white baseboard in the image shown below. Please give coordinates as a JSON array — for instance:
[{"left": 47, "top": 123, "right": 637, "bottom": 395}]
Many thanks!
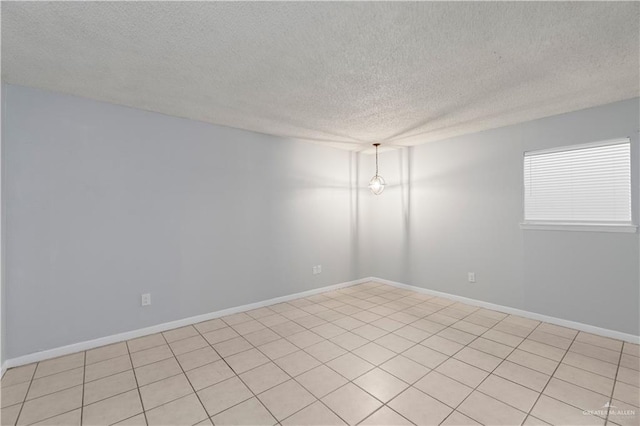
[
  {"left": 373, "top": 277, "right": 640, "bottom": 344},
  {"left": 4, "top": 275, "right": 638, "bottom": 372},
  {"left": 2, "top": 277, "right": 370, "bottom": 370}
]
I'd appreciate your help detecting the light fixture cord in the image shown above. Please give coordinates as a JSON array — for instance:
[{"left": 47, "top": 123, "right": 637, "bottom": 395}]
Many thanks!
[{"left": 375, "top": 144, "right": 379, "bottom": 176}]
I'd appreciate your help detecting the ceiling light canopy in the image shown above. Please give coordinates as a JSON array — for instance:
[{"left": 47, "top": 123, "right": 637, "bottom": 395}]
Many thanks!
[{"left": 369, "top": 143, "right": 385, "bottom": 195}]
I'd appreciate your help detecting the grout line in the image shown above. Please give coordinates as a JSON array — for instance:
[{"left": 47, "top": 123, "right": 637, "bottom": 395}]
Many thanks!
[
  {"left": 521, "top": 327, "right": 581, "bottom": 425},
  {"left": 158, "top": 331, "right": 218, "bottom": 424},
  {"left": 125, "top": 340, "right": 149, "bottom": 426},
  {"left": 604, "top": 342, "right": 625, "bottom": 425},
  {"left": 11, "top": 361, "right": 38, "bottom": 426},
  {"left": 80, "top": 351, "right": 86, "bottom": 424}
]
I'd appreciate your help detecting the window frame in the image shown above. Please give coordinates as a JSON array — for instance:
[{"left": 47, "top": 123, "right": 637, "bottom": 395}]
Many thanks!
[{"left": 520, "top": 137, "right": 637, "bottom": 233}]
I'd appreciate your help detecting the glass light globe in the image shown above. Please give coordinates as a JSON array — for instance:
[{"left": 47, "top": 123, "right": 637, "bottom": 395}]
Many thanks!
[{"left": 369, "top": 175, "right": 386, "bottom": 195}]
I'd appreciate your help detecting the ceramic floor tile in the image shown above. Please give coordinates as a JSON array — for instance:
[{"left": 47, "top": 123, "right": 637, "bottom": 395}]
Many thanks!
[
  {"left": 544, "top": 377, "right": 609, "bottom": 412},
  {"left": 274, "top": 350, "right": 321, "bottom": 377},
  {"left": 202, "top": 327, "right": 240, "bottom": 345},
  {"left": 258, "top": 379, "right": 316, "bottom": 421},
  {"left": 530, "top": 395, "right": 605, "bottom": 426},
  {"left": 570, "top": 341, "right": 620, "bottom": 364},
  {"left": 312, "top": 323, "right": 348, "bottom": 340},
  {"left": 86, "top": 342, "right": 128, "bottom": 365},
  {"left": 2, "top": 381, "right": 30, "bottom": 408},
  {"left": 607, "top": 399, "right": 640, "bottom": 426},
  {"left": 213, "top": 336, "right": 253, "bottom": 357},
  {"left": 296, "top": 365, "right": 348, "bottom": 398},
  {"left": 34, "top": 353, "right": 85, "bottom": 379},
  {"left": 330, "top": 332, "right": 369, "bottom": 351},
  {"left": 271, "top": 321, "right": 306, "bottom": 337},
  {"left": 1, "top": 403, "right": 22, "bottom": 426},
  {"left": 322, "top": 383, "right": 382, "bottom": 425},
  {"left": 529, "top": 330, "right": 573, "bottom": 350},
  {"left": 2, "top": 364, "right": 37, "bottom": 387},
  {"left": 576, "top": 332, "right": 623, "bottom": 352},
  {"left": 242, "top": 328, "right": 281, "bottom": 347},
  {"left": 222, "top": 312, "right": 253, "bottom": 326},
  {"left": 459, "top": 391, "right": 528, "bottom": 425},
  {"left": 83, "top": 370, "right": 137, "bottom": 405},
  {"left": 281, "top": 401, "right": 346, "bottom": 426},
  {"left": 353, "top": 368, "right": 409, "bottom": 403},
  {"left": 421, "top": 335, "right": 465, "bottom": 356},
  {"left": 176, "top": 346, "right": 220, "bottom": 371},
  {"left": 168, "top": 335, "right": 208, "bottom": 356},
  {"left": 17, "top": 385, "right": 82, "bottom": 425},
  {"left": 374, "top": 333, "right": 414, "bottom": 353},
  {"left": 613, "top": 381, "right": 640, "bottom": 407},
  {"left": 212, "top": 397, "right": 276, "bottom": 426},
  {"left": 146, "top": 393, "right": 208, "bottom": 426},
  {"left": 393, "top": 325, "right": 432, "bottom": 343},
  {"left": 85, "top": 354, "right": 132, "bottom": 383},
  {"left": 225, "top": 348, "right": 270, "bottom": 374},
  {"left": 477, "top": 374, "right": 539, "bottom": 412},
  {"left": 519, "top": 339, "right": 567, "bottom": 362},
  {"left": 139, "top": 373, "right": 193, "bottom": 410},
  {"left": 436, "top": 328, "right": 477, "bottom": 346},
  {"left": 388, "top": 387, "right": 452, "bottom": 425},
  {"left": 435, "top": 358, "right": 489, "bottom": 388},
  {"left": 360, "top": 406, "right": 412, "bottom": 426},
  {"left": 553, "top": 364, "right": 614, "bottom": 396},
  {"left": 352, "top": 342, "right": 396, "bottom": 366},
  {"left": 127, "top": 334, "right": 166, "bottom": 353},
  {"left": 326, "top": 353, "right": 374, "bottom": 380},
  {"left": 287, "top": 330, "right": 325, "bottom": 349},
  {"left": 414, "top": 371, "right": 473, "bottom": 408},
  {"left": 351, "top": 325, "right": 387, "bottom": 341},
  {"left": 163, "top": 326, "right": 199, "bottom": 343},
  {"left": 233, "top": 319, "right": 266, "bottom": 336},
  {"left": 493, "top": 361, "right": 550, "bottom": 392},
  {"left": 238, "top": 362, "right": 289, "bottom": 394},
  {"left": 130, "top": 345, "right": 173, "bottom": 368},
  {"left": 454, "top": 347, "right": 502, "bottom": 372},
  {"left": 617, "top": 366, "right": 640, "bottom": 388},
  {"left": 32, "top": 408, "right": 81, "bottom": 426},
  {"left": 185, "top": 359, "right": 235, "bottom": 391},
  {"left": 304, "top": 340, "right": 347, "bottom": 363},
  {"left": 258, "top": 338, "right": 300, "bottom": 360},
  {"left": 507, "top": 348, "right": 559, "bottom": 375},
  {"left": 194, "top": 318, "right": 227, "bottom": 334},
  {"left": 134, "top": 357, "right": 182, "bottom": 386},
  {"left": 82, "top": 389, "right": 142, "bottom": 426},
  {"left": 402, "top": 344, "right": 449, "bottom": 369},
  {"left": 197, "top": 376, "right": 253, "bottom": 416},
  {"left": 440, "top": 411, "right": 482, "bottom": 425},
  {"left": 468, "top": 337, "right": 513, "bottom": 359},
  {"left": 482, "top": 329, "right": 524, "bottom": 347},
  {"left": 380, "top": 355, "right": 430, "bottom": 384}
]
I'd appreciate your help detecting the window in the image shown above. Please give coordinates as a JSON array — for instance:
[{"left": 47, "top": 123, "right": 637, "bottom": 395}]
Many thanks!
[{"left": 522, "top": 138, "right": 635, "bottom": 232}]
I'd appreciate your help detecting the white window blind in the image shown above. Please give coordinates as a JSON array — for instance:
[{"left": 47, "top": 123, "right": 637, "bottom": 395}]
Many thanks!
[{"left": 524, "top": 138, "right": 631, "bottom": 224}]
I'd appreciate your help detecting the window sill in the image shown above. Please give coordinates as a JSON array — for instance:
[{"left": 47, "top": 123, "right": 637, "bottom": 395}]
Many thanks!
[{"left": 520, "top": 222, "right": 638, "bottom": 233}]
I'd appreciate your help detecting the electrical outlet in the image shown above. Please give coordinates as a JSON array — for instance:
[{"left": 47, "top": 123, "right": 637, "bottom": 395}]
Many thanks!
[
  {"left": 141, "top": 293, "right": 151, "bottom": 306},
  {"left": 312, "top": 265, "right": 322, "bottom": 275},
  {"left": 468, "top": 272, "right": 476, "bottom": 283}
]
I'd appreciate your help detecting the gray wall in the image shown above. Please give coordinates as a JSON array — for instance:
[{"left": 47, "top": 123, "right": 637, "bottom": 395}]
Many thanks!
[
  {"left": 3, "top": 84, "right": 638, "bottom": 361},
  {"left": 3, "top": 84, "right": 360, "bottom": 358},
  {"left": 360, "top": 98, "right": 639, "bottom": 335}
]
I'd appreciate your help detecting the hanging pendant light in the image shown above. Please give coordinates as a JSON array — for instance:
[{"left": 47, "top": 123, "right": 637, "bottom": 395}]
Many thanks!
[{"left": 369, "top": 143, "right": 386, "bottom": 195}]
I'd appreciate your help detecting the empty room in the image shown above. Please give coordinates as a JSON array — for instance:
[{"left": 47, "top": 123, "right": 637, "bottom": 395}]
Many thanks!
[{"left": 0, "top": 2, "right": 638, "bottom": 425}]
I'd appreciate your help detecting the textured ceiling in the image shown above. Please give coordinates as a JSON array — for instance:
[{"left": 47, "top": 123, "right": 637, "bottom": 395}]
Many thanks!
[{"left": 2, "top": 2, "right": 639, "bottom": 151}]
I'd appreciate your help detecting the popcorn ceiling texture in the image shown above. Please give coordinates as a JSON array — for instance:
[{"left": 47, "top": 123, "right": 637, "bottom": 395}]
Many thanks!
[{"left": 2, "top": 2, "right": 638, "bottom": 151}]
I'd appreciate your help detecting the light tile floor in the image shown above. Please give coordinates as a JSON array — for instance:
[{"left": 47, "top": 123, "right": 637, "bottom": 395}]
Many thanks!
[{"left": 1, "top": 282, "right": 639, "bottom": 425}]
